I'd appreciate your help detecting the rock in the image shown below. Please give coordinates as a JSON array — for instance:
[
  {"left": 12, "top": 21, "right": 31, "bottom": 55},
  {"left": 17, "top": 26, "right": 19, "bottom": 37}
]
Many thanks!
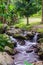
[
  {"left": 26, "top": 45, "right": 35, "bottom": 53},
  {"left": 26, "top": 49, "right": 33, "bottom": 53},
  {"left": 31, "top": 45, "right": 39, "bottom": 53},
  {"left": 6, "top": 27, "right": 22, "bottom": 36},
  {"left": 38, "top": 33, "right": 43, "bottom": 38},
  {"left": 13, "top": 42, "right": 17, "bottom": 47},
  {"left": 0, "top": 52, "right": 14, "bottom": 65},
  {"left": 33, "top": 61, "right": 43, "bottom": 65},
  {"left": 10, "top": 40, "right": 17, "bottom": 47},
  {"left": 38, "top": 38, "right": 43, "bottom": 43},
  {"left": 13, "top": 34, "right": 27, "bottom": 40},
  {"left": 4, "top": 46, "right": 14, "bottom": 55},
  {"left": 14, "top": 48, "right": 19, "bottom": 54},
  {"left": 37, "top": 43, "right": 43, "bottom": 59},
  {"left": 15, "top": 26, "right": 19, "bottom": 29},
  {"left": 4, "top": 46, "right": 18, "bottom": 55},
  {"left": 38, "top": 33, "right": 43, "bottom": 43},
  {"left": 17, "top": 40, "right": 25, "bottom": 45},
  {"left": 25, "top": 32, "right": 34, "bottom": 40}
]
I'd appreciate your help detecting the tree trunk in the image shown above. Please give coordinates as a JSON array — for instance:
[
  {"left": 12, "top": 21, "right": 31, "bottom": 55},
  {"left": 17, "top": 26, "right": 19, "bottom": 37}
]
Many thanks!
[
  {"left": 42, "top": 0, "right": 43, "bottom": 23},
  {"left": 27, "top": 17, "right": 29, "bottom": 25}
]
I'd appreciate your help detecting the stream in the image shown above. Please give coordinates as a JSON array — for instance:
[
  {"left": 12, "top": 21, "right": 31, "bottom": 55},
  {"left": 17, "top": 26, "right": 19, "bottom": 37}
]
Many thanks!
[{"left": 10, "top": 33, "right": 39, "bottom": 65}]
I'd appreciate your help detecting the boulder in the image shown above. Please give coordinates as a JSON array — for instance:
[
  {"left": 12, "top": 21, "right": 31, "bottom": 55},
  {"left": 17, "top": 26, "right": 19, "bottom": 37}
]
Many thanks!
[
  {"left": 37, "top": 43, "right": 43, "bottom": 59},
  {"left": 4, "top": 46, "right": 18, "bottom": 55},
  {"left": 4, "top": 46, "right": 14, "bottom": 55},
  {"left": 13, "top": 34, "right": 27, "bottom": 40},
  {"left": 26, "top": 49, "right": 33, "bottom": 53},
  {"left": 9, "top": 40, "right": 17, "bottom": 47},
  {"left": 0, "top": 52, "right": 14, "bottom": 65},
  {"left": 17, "top": 40, "right": 25, "bottom": 45},
  {"left": 38, "top": 38, "right": 43, "bottom": 43},
  {"left": 25, "top": 32, "right": 34, "bottom": 40},
  {"left": 33, "top": 61, "right": 43, "bottom": 65},
  {"left": 38, "top": 33, "right": 43, "bottom": 39},
  {"left": 6, "top": 27, "right": 22, "bottom": 36}
]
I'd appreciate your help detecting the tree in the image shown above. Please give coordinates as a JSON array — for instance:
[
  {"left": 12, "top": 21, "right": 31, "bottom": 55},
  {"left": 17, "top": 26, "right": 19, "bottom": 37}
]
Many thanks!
[
  {"left": 0, "top": 0, "right": 18, "bottom": 25},
  {"left": 15, "top": 0, "right": 41, "bottom": 25}
]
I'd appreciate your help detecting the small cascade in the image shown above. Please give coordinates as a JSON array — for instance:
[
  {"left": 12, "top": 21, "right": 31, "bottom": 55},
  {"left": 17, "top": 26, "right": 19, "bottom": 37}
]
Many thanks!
[
  {"left": 9, "top": 33, "right": 39, "bottom": 65},
  {"left": 33, "top": 33, "right": 38, "bottom": 42},
  {"left": 10, "top": 36, "right": 17, "bottom": 42}
]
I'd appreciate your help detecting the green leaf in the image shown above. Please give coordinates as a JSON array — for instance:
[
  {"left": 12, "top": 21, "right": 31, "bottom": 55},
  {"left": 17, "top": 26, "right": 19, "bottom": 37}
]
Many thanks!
[{"left": 9, "top": 4, "right": 14, "bottom": 10}]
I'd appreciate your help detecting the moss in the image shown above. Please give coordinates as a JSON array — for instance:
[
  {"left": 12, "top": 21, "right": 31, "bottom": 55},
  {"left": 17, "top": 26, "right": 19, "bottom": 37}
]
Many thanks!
[
  {"left": 13, "top": 34, "right": 27, "bottom": 40},
  {"left": 38, "top": 38, "right": 43, "bottom": 43}
]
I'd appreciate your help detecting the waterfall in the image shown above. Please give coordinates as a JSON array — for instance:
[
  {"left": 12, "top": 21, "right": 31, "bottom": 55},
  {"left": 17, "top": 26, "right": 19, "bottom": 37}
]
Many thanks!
[
  {"left": 10, "top": 36, "right": 17, "bottom": 42},
  {"left": 10, "top": 36, "right": 21, "bottom": 47},
  {"left": 33, "top": 33, "right": 38, "bottom": 42}
]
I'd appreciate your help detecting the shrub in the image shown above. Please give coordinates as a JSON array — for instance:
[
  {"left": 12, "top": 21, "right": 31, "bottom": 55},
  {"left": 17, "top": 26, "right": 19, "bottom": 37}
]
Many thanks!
[{"left": 0, "top": 34, "right": 14, "bottom": 51}]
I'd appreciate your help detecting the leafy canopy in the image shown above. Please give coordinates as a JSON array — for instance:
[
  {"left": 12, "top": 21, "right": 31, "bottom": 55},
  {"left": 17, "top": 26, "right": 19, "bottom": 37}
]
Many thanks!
[{"left": 15, "top": 0, "right": 41, "bottom": 17}]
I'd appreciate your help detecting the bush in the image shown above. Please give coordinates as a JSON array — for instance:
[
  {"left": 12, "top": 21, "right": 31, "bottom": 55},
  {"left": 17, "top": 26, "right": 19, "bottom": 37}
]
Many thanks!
[{"left": 0, "top": 34, "right": 14, "bottom": 51}]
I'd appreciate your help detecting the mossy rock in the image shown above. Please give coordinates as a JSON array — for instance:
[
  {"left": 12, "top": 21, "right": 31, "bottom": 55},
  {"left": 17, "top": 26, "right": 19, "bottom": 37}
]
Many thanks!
[
  {"left": 38, "top": 38, "right": 43, "bottom": 43},
  {"left": 4, "top": 46, "right": 14, "bottom": 55},
  {"left": 26, "top": 33, "right": 34, "bottom": 40},
  {"left": 38, "top": 51, "right": 43, "bottom": 59},
  {"left": 37, "top": 43, "right": 43, "bottom": 59},
  {"left": 0, "top": 34, "right": 14, "bottom": 51},
  {"left": 13, "top": 34, "right": 27, "bottom": 40},
  {"left": 38, "top": 33, "right": 43, "bottom": 39},
  {"left": 33, "top": 61, "right": 43, "bottom": 65},
  {"left": 4, "top": 46, "right": 18, "bottom": 55}
]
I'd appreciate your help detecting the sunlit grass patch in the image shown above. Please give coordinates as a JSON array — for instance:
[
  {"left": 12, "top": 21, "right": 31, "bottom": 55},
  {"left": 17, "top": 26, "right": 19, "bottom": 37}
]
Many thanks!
[
  {"left": 37, "top": 28, "right": 43, "bottom": 33},
  {"left": 15, "top": 20, "right": 41, "bottom": 30}
]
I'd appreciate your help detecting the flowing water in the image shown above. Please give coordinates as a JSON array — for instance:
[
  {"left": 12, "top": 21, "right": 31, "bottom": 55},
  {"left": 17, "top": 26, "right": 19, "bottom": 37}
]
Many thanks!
[
  {"left": 10, "top": 33, "right": 39, "bottom": 65},
  {"left": 33, "top": 33, "right": 38, "bottom": 42}
]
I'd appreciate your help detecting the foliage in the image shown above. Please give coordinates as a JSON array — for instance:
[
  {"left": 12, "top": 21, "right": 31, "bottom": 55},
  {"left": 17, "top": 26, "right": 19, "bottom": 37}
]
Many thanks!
[
  {"left": 0, "top": 0, "right": 41, "bottom": 25},
  {"left": 38, "top": 38, "right": 43, "bottom": 43},
  {"left": 37, "top": 28, "right": 43, "bottom": 33},
  {"left": 0, "top": 34, "right": 14, "bottom": 51},
  {"left": 31, "top": 10, "right": 42, "bottom": 18},
  {"left": 0, "top": 0, "right": 18, "bottom": 24},
  {"left": 15, "top": 20, "right": 41, "bottom": 30},
  {"left": 15, "top": 0, "right": 41, "bottom": 25}
]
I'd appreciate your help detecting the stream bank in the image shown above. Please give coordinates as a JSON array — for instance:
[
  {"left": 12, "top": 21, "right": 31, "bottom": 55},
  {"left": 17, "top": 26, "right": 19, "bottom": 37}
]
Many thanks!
[{"left": 0, "top": 26, "right": 43, "bottom": 65}]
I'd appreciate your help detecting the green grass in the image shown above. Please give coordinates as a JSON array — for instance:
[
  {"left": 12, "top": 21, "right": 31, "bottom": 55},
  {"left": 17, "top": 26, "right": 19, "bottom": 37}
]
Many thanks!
[
  {"left": 14, "top": 18, "right": 41, "bottom": 30},
  {"left": 14, "top": 17, "right": 43, "bottom": 33},
  {"left": 37, "top": 28, "right": 43, "bottom": 33}
]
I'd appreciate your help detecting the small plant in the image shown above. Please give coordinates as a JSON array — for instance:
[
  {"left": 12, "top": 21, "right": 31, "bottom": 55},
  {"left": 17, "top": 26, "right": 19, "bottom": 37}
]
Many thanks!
[{"left": 24, "top": 61, "right": 33, "bottom": 65}]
